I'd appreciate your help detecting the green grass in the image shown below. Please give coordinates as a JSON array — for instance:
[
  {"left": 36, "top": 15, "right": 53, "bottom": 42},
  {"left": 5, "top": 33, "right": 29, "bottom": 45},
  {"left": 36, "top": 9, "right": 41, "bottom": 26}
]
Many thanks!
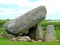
[
  {"left": 0, "top": 27, "right": 60, "bottom": 45},
  {"left": 40, "top": 21, "right": 60, "bottom": 30},
  {"left": 0, "top": 20, "right": 60, "bottom": 45},
  {"left": 0, "top": 40, "right": 60, "bottom": 45},
  {"left": 56, "top": 30, "right": 60, "bottom": 40},
  {"left": 0, "top": 38, "right": 60, "bottom": 45},
  {"left": 0, "top": 36, "right": 60, "bottom": 45},
  {"left": 0, "top": 27, "right": 7, "bottom": 34}
]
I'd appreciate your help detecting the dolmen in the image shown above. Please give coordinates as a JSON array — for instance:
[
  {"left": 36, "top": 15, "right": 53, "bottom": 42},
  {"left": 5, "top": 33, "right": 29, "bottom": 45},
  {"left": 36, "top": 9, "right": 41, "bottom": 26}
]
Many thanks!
[{"left": 3, "top": 6, "right": 47, "bottom": 41}]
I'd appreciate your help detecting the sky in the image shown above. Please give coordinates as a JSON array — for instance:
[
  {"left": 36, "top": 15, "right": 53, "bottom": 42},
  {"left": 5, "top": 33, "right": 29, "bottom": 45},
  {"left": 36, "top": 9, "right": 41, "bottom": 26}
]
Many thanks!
[{"left": 0, "top": 0, "right": 60, "bottom": 20}]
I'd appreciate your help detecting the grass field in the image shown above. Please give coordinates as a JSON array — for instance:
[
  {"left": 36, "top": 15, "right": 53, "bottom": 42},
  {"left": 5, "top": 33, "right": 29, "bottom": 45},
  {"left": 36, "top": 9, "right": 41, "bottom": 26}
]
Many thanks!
[
  {"left": 0, "top": 20, "right": 60, "bottom": 45},
  {"left": 0, "top": 27, "right": 60, "bottom": 45}
]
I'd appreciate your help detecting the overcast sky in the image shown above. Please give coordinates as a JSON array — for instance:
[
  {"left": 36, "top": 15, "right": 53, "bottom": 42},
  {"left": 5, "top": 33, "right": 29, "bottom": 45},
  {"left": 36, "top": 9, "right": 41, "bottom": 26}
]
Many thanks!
[{"left": 0, "top": 0, "right": 60, "bottom": 20}]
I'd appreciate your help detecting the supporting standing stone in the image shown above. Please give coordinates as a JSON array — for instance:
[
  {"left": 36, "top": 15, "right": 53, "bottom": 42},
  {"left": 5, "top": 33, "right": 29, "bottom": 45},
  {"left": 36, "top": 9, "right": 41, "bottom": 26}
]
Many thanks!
[
  {"left": 3, "top": 6, "right": 47, "bottom": 35},
  {"left": 35, "top": 24, "right": 43, "bottom": 41},
  {"left": 44, "top": 25, "right": 57, "bottom": 41},
  {"left": 28, "top": 24, "right": 43, "bottom": 41}
]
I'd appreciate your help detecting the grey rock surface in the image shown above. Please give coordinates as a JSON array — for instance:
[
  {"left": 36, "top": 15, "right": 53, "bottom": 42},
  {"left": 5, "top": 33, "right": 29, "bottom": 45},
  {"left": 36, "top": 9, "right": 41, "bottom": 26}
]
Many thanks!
[
  {"left": 3, "top": 34, "right": 15, "bottom": 39},
  {"left": 3, "top": 6, "right": 47, "bottom": 34},
  {"left": 28, "top": 24, "right": 43, "bottom": 41},
  {"left": 35, "top": 24, "right": 43, "bottom": 40},
  {"left": 16, "top": 36, "right": 31, "bottom": 42},
  {"left": 44, "top": 25, "right": 57, "bottom": 41}
]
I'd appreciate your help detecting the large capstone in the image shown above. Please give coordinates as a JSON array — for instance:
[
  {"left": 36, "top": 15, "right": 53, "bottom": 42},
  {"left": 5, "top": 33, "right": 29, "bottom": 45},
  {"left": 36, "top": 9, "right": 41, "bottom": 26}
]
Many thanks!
[
  {"left": 3, "top": 6, "right": 47, "bottom": 35},
  {"left": 44, "top": 25, "right": 57, "bottom": 41}
]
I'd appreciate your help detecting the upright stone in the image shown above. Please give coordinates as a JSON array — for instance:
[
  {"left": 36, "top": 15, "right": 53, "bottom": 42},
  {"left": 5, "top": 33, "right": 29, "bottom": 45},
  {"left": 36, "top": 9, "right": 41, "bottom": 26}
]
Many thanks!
[
  {"left": 28, "top": 24, "right": 43, "bottom": 41},
  {"left": 44, "top": 25, "right": 57, "bottom": 41},
  {"left": 3, "top": 6, "right": 47, "bottom": 35},
  {"left": 35, "top": 24, "right": 43, "bottom": 41}
]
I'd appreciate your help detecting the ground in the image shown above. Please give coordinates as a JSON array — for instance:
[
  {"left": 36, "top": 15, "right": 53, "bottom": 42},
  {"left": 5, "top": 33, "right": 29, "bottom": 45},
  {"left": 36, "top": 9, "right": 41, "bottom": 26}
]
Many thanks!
[
  {"left": 0, "top": 20, "right": 60, "bottom": 45},
  {"left": 0, "top": 27, "right": 60, "bottom": 45}
]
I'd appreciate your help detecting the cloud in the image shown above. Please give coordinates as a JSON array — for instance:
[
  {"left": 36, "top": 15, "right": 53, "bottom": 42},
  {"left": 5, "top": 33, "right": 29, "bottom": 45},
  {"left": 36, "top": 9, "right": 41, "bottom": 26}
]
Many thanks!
[
  {"left": 46, "top": 12, "right": 60, "bottom": 20},
  {"left": 0, "top": 8, "right": 16, "bottom": 15},
  {"left": 0, "top": 0, "right": 60, "bottom": 20},
  {"left": 0, "top": 4, "right": 19, "bottom": 9},
  {"left": 0, "top": 0, "right": 17, "bottom": 4}
]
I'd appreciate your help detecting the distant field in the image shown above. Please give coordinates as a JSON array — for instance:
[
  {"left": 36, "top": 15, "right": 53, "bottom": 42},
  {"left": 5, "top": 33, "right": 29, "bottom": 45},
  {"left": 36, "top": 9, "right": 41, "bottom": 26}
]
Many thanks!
[
  {"left": 0, "top": 20, "right": 60, "bottom": 45},
  {"left": 40, "top": 21, "right": 60, "bottom": 30}
]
